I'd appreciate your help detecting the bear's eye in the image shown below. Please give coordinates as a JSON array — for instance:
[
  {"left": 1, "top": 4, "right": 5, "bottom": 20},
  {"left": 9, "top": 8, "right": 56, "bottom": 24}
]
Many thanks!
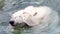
[
  {"left": 19, "top": 16, "right": 22, "bottom": 18},
  {"left": 33, "top": 12, "right": 37, "bottom": 16}
]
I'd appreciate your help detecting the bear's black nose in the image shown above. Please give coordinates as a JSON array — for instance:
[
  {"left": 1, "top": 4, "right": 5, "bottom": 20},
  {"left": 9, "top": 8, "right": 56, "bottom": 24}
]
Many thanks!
[{"left": 9, "top": 21, "right": 15, "bottom": 26}]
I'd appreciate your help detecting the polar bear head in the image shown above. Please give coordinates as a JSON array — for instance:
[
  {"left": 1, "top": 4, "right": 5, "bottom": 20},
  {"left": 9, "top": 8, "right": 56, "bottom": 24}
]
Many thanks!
[{"left": 9, "top": 6, "right": 40, "bottom": 26}]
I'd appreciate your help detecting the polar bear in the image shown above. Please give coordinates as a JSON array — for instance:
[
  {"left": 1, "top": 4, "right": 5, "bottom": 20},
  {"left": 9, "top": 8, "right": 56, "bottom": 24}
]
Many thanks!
[{"left": 9, "top": 6, "right": 59, "bottom": 34}]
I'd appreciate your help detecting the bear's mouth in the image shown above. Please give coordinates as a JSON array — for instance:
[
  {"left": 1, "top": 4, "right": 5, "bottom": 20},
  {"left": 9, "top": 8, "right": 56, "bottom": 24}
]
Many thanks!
[{"left": 14, "top": 22, "right": 32, "bottom": 30}]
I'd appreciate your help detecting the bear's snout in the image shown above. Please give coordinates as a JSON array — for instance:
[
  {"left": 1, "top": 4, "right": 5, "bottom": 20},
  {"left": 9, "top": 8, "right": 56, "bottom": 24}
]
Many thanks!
[{"left": 9, "top": 21, "right": 16, "bottom": 26}]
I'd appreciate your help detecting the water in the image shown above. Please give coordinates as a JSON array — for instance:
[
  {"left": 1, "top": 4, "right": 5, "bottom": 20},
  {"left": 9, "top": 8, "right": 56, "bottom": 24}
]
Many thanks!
[{"left": 0, "top": 0, "right": 60, "bottom": 34}]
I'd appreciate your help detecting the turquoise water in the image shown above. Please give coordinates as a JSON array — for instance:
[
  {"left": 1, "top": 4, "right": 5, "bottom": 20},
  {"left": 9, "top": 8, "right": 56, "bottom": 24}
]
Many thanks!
[{"left": 0, "top": 0, "right": 60, "bottom": 34}]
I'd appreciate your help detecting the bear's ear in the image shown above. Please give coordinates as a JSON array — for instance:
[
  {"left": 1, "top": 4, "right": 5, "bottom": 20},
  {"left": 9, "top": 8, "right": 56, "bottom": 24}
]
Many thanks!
[{"left": 33, "top": 12, "right": 37, "bottom": 16}]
